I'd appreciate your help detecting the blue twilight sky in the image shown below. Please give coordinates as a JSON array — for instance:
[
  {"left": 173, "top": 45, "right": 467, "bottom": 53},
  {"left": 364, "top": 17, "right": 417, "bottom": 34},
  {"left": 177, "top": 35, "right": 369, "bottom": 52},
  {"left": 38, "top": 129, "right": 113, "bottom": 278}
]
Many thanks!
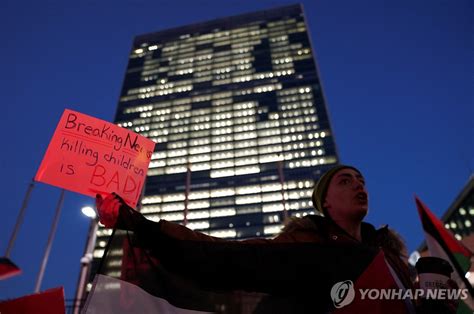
[{"left": 0, "top": 0, "right": 472, "bottom": 302}]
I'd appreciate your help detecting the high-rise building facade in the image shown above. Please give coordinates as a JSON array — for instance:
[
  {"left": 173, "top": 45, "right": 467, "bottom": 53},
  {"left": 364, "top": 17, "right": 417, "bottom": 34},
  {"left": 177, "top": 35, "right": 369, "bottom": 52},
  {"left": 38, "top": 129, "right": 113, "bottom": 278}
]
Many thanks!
[
  {"left": 89, "top": 4, "right": 339, "bottom": 284},
  {"left": 442, "top": 175, "right": 474, "bottom": 240}
]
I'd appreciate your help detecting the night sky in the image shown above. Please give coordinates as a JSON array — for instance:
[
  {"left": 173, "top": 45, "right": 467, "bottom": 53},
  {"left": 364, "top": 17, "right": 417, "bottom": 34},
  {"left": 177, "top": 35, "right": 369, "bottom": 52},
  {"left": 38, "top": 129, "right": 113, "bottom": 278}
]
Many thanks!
[{"left": 1, "top": 0, "right": 472, "bottom": 303}]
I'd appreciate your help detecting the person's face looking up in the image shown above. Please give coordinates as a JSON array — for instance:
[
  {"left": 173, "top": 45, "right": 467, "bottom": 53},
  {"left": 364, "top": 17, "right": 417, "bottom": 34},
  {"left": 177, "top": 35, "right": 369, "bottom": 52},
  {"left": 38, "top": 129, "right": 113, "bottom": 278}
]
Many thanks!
[{"left": 323, "top": 168, "right": 368, "bottom": 221}]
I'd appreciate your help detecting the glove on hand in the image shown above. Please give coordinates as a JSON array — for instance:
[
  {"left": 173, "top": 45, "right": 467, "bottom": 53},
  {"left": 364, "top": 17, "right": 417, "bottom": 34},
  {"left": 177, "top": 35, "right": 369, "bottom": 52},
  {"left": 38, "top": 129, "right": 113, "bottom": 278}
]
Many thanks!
[{"left": 96, "top": 193, "right": 122, "bottom": 228}]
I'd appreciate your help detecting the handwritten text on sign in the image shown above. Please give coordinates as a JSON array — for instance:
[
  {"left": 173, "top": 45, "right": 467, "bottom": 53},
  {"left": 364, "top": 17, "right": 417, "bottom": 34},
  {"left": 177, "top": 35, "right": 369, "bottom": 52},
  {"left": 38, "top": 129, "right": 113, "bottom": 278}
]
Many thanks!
[{"left": 35, "top": 109, "right": 155, "bottom": 207}]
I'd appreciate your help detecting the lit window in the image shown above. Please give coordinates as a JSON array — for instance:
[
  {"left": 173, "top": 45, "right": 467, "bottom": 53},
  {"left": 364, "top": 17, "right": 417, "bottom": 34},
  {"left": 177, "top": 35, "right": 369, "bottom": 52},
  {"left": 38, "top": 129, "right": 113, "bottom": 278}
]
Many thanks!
[
  {"left": 235, "top": 165, "right": 260, "bottom": 175},
  {"left": 189, "top": 191, "right": 210, "bottom": 200},
  {"left": 235, "top": 140, "right": 256, "bottom": 149},
  {"left": 141, "top": 205, "right": 160, "bottom": 213},
  {"left": 149, "top": 160, "right": 166, "bottom": 168},
  {"left": 160, "top": 213, "right": 185, "bottom": 222},
  {"left": 211, "top": 188, "right": 235, "bottom": 198},
  {"left": 264, "top": 225, "right": 283, "bottom": 235},
  {"left": 210, "top": 208, "right": 236, "bottom": 217},
  {"left": 209, "top": 230, "right": 236, "bottom": 238},
  {"left": 262, "top": 193, "right": 282, "bottom": 202},
  {"left": 235, "top": 149, "right": 257, "bottom": 157},
  {"left": 187, "top": 211, "right": 210, "bottom": 220},
  {"left": 186, "top": 221, "right": 209, "bottom": 230},
  {"left": 93, "top": 249, "right": 105, "bottom": 258},
  {"left": 160, "top": 203, "right": 184, "bottom": 212},
  {"left": 190, "top": 163, "right": 211, "bottom": 171},
  {"left": 165, "top": 166, "right": 187, "bottom": 174},
  {"left": 147, "top": 168, "right": 165, "bottom": 176},
  {"left": 188, "top": 200, "right": 210, "bottom": 209},
  {"left": 236, "top": 194, "right": 262, "bottom": 205},
  {"left": 212, "top": 151, "right": 234, "bottom": 160},
  {"left": 210, "top": 168, "right": 235, "bottom": 178},
  {"left": 236, "top": 185, "right": 261, "bottom": 195},
  {"left": 260, "top": 155, "right": 284, "bottom": 164},
  {"left": 262, "top": 203, "right": 284, "bottom": 213},
  {"left": 189, "top": 155, "right": 210, "bottom": 163},
  {"left": 190, "top": 146, "right": 211, "bottom": 155},
  {"left": 212, "top": 160, "right": 234, "bottom": 169},
  {"left": 212, "top": 143, "right": 234, "bottom": 151},
  {"left": 235, "top": 157, "right": 258, "bottom": 166},
  {"left": 163, "top": 193, "right": 185, "bottom": 202},
  {"left": 168, "top": 149, "right": 188, "bottom": 157},
  {"left": 261, "top": 183, "right": 282, "bottom": 192},
  {"left": 167, "top": 157, "right": 186, "bottom": 166}
]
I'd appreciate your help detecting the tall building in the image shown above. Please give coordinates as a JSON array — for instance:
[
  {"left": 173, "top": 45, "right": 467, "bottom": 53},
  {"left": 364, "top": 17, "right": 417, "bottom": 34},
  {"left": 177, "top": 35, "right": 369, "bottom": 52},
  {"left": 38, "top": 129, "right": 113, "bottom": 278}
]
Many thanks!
[
  {"left": 441, "top": 175, "right": 474, "bottom": 239},
  {"left": 87, "top": 3, "right": 339, "bottom": 289}
]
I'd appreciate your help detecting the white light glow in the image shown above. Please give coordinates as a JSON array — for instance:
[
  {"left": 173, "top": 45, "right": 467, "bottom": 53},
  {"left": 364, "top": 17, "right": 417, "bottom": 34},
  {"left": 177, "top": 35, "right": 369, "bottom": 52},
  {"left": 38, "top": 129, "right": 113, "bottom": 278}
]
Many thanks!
[
  {"left": 264, "top": 225, "right": 283, "bottom": 235},
  {"left": 187, "top": 221, "right": 210, "bottom": 230},
  {"left": 209, "top": 230, "right": 236, "bottom": 238},
  {"left": 210, "top": 208, "right": 236, "bottom": 217},
  {"left": 81, "top": 206, "right": 97, "bottom": 219}
]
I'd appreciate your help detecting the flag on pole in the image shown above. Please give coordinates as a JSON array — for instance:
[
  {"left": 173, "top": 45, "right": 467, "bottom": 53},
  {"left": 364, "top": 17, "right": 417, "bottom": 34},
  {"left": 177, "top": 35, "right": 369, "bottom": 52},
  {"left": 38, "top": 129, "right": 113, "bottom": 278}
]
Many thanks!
[
  {"left": 83, "top": 228, "right": 381, "bottom": 313},
  {"left": 0, "top": 257, "right": 21, "bottom": 280},
  {"left": 415, "top": 196, "right": 474, "bottom": 312}
]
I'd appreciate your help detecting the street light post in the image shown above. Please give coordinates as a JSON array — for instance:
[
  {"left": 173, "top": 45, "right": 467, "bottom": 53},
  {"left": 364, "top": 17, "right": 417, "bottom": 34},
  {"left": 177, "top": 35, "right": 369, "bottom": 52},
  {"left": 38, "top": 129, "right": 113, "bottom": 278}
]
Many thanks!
[
  {"left": 35, "top": 189, "right": 65, "bottom": 293},
  {"left": 73, "top": 206, "right": 99, "bottom": 314}
]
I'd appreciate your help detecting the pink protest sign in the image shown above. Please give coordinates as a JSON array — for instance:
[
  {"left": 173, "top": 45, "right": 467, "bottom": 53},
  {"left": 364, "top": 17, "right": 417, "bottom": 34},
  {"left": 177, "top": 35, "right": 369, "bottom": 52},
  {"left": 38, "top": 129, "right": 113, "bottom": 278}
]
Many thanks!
[{"left": 35, "top": 109, "right": 155, "bottom": 207}]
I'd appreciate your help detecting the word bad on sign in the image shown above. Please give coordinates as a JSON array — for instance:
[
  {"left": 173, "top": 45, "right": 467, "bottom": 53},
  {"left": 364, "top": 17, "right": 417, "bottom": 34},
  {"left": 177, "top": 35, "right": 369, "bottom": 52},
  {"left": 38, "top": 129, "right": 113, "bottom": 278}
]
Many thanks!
[{"left": 35, "top": 109, "right": 156, "bottom": 207}]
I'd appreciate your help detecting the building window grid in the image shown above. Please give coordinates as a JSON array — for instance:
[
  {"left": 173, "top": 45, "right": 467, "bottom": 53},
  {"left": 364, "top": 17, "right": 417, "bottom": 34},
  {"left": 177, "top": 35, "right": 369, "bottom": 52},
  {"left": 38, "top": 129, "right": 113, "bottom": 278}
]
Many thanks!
[
  {"left": 130, "top": 34, "right": 306, "bottom": 90},
  {"left": 112, "top": 15, "right": 331, "bottom": 239},
  {"left": 128, "top": 114, "right": 325, "bottom": 160},
  {"left": 142, "top": 184, "right": 313, "bottom": 205}
]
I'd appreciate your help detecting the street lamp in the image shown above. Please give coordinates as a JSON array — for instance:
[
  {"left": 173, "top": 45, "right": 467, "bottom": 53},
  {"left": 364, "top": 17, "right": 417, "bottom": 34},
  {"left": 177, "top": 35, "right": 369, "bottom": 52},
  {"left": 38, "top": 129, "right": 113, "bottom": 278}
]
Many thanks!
[
  {"left": 73, "top": 206, "right": 99, "bottom": 314},
  {"left": 81, "top": 206, "right": 97, "bottom": 219}
]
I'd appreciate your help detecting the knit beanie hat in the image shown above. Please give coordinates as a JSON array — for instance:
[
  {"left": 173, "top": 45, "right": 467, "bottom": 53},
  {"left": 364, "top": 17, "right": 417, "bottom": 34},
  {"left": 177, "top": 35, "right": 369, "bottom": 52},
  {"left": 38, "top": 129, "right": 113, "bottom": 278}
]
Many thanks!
[{"left": 312, "top": 165, "right": 361, "bottom": 216}]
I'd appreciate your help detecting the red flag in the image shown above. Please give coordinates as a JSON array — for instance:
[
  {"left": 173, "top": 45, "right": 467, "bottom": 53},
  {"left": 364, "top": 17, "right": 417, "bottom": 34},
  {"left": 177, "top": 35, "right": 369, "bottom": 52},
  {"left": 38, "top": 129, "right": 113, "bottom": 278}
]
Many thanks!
[
  {"left": 333, "top": 251, "right": 413, "bottom": 314},
  {"left": 0, "top": 287, "right": 65, "bottom": 314},
  {"left": 0, "top": 257, "right": 21, "bottom": 280}
]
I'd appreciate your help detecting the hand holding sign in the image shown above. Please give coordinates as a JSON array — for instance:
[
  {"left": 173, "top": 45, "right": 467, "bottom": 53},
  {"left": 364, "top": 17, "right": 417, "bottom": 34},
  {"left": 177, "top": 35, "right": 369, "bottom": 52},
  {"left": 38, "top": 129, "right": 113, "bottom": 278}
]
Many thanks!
[
  {"left": 35, "top": 109, "right": 156, "bottom": 207},
  {"left": 96, "top": 193, "right": 121, "bottom": 228}
]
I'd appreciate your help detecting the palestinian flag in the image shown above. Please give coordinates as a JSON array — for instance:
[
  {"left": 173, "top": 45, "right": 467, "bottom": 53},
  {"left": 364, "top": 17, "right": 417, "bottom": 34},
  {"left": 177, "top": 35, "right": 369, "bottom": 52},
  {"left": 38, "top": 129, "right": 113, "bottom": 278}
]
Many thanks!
[
  {"left": 0, "top": 257, "right": 21, "bottom": 280},
  {"left": 83, "top": 229, "right": 385, "bottom": 313},
  {"left": 333, "top": 251, "right": 415, "bottom": 314},
  {"left": 0, "top": 286, "right": 65, "bottom": 314},
  {"left": 415, "top": 196, "right": 474, "bottom": 313}
]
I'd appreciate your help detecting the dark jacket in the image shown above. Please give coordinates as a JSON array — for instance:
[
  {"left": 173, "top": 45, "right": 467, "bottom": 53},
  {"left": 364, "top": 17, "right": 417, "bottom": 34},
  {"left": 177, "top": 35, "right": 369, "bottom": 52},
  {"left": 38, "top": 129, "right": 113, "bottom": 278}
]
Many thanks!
[{"left": 116, "top": 205, "right": 413, "bottom": 313}]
